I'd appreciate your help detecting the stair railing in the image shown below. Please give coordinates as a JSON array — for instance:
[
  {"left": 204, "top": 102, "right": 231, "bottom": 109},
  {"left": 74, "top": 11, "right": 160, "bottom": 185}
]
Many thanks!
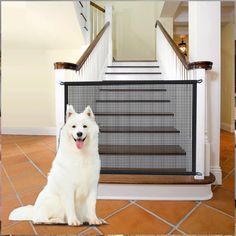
[
  {"left": 54, "top": 21, "right": 110, "bottom": 81},
  {"left": 90, "top": 1, "right": 105, "bottom": 41},
  {"left": 155, "top": 20, "right": 213, "bottom": 180}
]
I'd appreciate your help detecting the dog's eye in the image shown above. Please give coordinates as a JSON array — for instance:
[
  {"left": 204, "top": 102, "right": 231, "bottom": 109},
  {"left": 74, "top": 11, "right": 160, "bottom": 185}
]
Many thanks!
[
  {"left": 72, "top": 125, "right": 76, "bottom": 128},
  {"left": 83, "top": 125, "right": 87, "bottom": 128}
]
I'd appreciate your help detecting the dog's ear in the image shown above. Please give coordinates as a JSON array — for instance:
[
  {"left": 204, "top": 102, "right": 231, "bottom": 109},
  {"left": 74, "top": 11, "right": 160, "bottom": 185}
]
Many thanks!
[
  {"left": 84, "top": 106, "right": 95, "bottom": 120},
  {"left": 66, "top": 104, "right": 75, "bottom": 120}
]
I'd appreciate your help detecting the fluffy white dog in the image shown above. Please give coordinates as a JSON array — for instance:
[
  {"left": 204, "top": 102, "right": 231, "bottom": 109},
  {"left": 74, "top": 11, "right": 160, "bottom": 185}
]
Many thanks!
[{"left": 9, "top": 105, "right": 102, "bottom": 226}]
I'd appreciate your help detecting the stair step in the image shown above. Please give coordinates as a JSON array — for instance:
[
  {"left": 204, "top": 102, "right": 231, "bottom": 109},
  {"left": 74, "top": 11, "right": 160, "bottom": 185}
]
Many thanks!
[
  {"left": 104, "top": 73, "right": 162, "bottom": 80},
  {"left": 112, "top": 61, "right": 159, "bottom": 67},
  {"left": 95, "top": 112, "right": 174, "bottom": 116},
  {"left": 101, "top": 167, "right": 186, "bottom": 175},
  {"left": 100, "top": 126, "right": 179, "bottom": 133},
  {"left": 107, "top": 66, "right": 160, "bottom": 68},
  {"left": 99, "top": 88, "right": 166, "bottom": 92},
  {"left": 106, "top": 66, "right": 161, "bottom": 73},
  {"left": 96, "top": 99, "right": 170, "bottom": 103},
  {"left": 99, "top": 145, "right": 186, "bottom": 155},
  {"left": 105, "top": 72, "right": 161, "bottom": 75}
]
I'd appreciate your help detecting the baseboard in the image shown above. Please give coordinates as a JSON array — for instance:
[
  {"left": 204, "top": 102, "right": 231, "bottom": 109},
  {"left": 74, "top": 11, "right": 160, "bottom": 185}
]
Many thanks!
[
  {"left": 210, "top": 166, "right": 222, "bottom": 185},
  {"left": 98, "top": 183, "right": 213, "bottom": 200},
  {"left": 221, "top": 122, "right": 234, "bottom": 133},
  {"left": 2, "top": 127, "right": 56, "bottom": 136}
]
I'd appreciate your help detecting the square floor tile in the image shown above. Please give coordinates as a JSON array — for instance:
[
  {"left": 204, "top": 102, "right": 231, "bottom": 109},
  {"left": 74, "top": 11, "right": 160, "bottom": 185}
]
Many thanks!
[
  {"left": 205, "top": 187, "right": 234, "bottom": 216},
  {"left": 137, "top": 200, "right": 197, "bottom": 225},
  {"left": 222, "top": 173, "right": 234, "bottom": 192},
  {"left": 96, "top": 200, "right": 129, "bottom": 218},
  {"left": 34, "top": 224, "right": 87, "bottom": 235},
  {"left": 2, "top": 143, "right": 22, "bottom": 158},
  {"left": 2, "top": 154, "right": 28, "bottom": 167},
  {"left": 99, "top": 204, "right": 172, "bottom": 234},
  {"left": 2, "top": 221, "right": 35, "bottom": 235},
  {"left": 179, "top": 204, "right": 234, "bottom": 234}
]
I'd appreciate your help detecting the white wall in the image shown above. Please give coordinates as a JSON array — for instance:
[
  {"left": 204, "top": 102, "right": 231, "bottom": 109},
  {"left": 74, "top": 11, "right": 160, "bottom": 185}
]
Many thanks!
[
  {"left": 98, "top": 1, "right": 164, "bottom": 60},
  {"left": 2, "top": 1, "right": 85, "bottom": 135},
  {"left": 221, "top": 22, "right": 235, "bottom": 133}
]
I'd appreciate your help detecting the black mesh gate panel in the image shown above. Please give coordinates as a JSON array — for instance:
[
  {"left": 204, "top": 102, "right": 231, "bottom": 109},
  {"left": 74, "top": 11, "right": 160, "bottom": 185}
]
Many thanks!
[{"left": 63, "top": 80, "right": 197, "bottom": 175}]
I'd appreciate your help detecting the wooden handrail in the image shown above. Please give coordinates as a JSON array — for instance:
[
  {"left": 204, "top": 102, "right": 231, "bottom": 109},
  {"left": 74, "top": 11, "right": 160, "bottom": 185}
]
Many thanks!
[
  {"left": 76, "top": 22, "right": 109, "bottom": 70},
  {"left": 54, "top": 22, "right": 110, "bottom": 71},
  {"left": 155, "top": 20, "right": 212, "bottom": 70},
  {"left": 90, "top": 1, "right": 105, "bottom": 13}
]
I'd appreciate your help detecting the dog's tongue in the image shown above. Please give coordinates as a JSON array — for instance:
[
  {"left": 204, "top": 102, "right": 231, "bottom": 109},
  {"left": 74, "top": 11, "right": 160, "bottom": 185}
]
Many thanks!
[{"left": 76, "top": 140, "right": 84, "bottom": 149}]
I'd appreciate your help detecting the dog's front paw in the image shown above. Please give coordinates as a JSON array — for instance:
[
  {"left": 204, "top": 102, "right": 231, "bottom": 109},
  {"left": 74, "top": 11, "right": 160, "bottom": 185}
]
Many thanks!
[
  {"left": 67, "top": 217, "right": 81, "bottom": 226},
  {"left": 89, "top": 217, "right": 103, "bottom": 225}
]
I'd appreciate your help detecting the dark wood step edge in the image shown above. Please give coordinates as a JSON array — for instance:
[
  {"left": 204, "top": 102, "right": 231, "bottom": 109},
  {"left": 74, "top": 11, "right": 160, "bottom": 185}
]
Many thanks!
[
  {"left": 99, "top": 89, "right": 167, "bottom": 92},
  {"left": 95, "top": 112, "right": 174, "bottom": 116},
  {"left": 99, "top": 173, "right": 216, "bottom": 184},
  {"left": 100, "top": 126, "right": 180, "bottom": 133},
  {"left": 96, "top": 99, "right": 170, "bottom": 103}
]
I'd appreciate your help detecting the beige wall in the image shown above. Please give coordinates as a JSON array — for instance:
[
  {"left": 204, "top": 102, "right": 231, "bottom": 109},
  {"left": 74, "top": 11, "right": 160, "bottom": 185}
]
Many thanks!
[
  {"left": 2, "top": 49, "right": 83, "bottom": 131},
  {"left": 2, "top": 1, "right": 85, "bottom": 133},
  {"left": 110, "top": 1, "right": 164, "bottom": 60},
  {"left": 221, "top": 22, "right": 235, "bottom": 132}
]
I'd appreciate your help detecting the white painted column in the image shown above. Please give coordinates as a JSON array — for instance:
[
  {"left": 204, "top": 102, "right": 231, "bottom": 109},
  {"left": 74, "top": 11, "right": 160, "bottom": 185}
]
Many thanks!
[
  {"left": 189, "top": 1, "right": 221, "bottom": 184},
  {"left": 105, "top": 4, "right": 113, "bottom": 66}
]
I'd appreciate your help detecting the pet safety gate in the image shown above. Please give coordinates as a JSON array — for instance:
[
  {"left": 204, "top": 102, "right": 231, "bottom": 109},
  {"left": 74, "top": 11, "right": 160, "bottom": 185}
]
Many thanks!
[{"left": 62, "top": 80, "right": 198, "bottom": 175}]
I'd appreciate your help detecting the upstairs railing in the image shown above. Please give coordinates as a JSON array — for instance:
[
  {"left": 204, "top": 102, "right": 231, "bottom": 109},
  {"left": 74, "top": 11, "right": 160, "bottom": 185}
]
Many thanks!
[
  {"left": 155, "top": 20, "right": 212, "bottom": 81},
  {"left": 90, "top": 1, "right": 105, "bottom": 41},
  {"left": 55, "top": 21, "right": 110, "bottom": 81},
  {"left": 155, "top": 20, "right": 213, "bottom": 180}
]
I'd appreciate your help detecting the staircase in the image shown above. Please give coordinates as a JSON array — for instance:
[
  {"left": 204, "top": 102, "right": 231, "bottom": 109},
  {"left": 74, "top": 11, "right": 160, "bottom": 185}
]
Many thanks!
[
  {"left": 54, "top": 8, "right": 215, "bottom": 199},
  {"left": 66, "top": 60, "right": 194, "bottom": 176}
]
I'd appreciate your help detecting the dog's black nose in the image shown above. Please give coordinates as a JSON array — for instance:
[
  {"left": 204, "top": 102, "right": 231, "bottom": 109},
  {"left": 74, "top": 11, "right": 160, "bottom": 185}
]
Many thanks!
[{"left": 77, "top": 132, "right": 83, "bottom": 137}]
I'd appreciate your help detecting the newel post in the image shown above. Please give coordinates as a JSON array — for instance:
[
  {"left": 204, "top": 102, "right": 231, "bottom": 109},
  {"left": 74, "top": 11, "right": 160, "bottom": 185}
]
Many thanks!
[
  {"left": 105, "top": 4, "right": 113, "bottom": 66},
  {"left": 195, "top": 69, "right": 210, "bottom": 179}
]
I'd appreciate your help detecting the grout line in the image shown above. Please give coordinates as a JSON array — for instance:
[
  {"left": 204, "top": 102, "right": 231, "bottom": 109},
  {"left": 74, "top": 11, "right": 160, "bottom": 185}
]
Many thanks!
[
  {"left": 15, "top": 143, "right": 47, "bottom": 178},
  {"left": 93, "top": 226, "right": 103, "bottom": 235},
  {"left": 2, "top": 165, "right": 38, "bottom": 235},
  {"left": 104, "top": 201, "right": 134, "bottom": 220},
  {"left": 167, "top": 226, "right": 187, "bottom": 236},
  {"left": 222, "top": 168, "right": 234, "bottom": 181},
  {"left": 170, "top": 201, "right": 202, "bottom": 234},
  {"left": 39, "top": 140, "right": 56, "bottom": 153},
  {"left": 201, "top": 202, "right": 235, "bottom": 219},
  {"left": 77, "top": 226, "right": 90, "bottom": 236},
  {"left": 133, "top": 202, "right": 175, "bottom": 228}
]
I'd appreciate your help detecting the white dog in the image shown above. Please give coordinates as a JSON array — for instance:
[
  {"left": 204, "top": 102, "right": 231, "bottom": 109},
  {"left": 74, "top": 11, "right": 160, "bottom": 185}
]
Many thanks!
[{"left": 9, "top": 105, "right": 102, "bottom": 226}]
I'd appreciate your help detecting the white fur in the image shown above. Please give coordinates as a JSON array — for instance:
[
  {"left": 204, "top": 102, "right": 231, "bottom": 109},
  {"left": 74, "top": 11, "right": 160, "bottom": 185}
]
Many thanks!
[{"left": 9, "top": 105, "right": 101, "bottom": 226}]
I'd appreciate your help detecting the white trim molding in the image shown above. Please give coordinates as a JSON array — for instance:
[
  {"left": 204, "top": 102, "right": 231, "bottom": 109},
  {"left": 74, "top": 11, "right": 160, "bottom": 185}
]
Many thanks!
[
  {"left": 210, "top": 165, "right": 222, "bottom": 185},
  {"left": 2, "top": 127, "right": 56, "bottom": 136},
  {"left": 221, "top": 122, "right": 234, "bottom": 133},
  {"left": 98, "top": 183, "right": 213, "bottom": 200}
]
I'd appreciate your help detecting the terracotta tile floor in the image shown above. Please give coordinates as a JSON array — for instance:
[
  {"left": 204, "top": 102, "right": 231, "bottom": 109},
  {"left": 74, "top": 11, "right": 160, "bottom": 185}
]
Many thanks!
[{"left": 1, "top": 131, "right": 235, "bottom": 235}]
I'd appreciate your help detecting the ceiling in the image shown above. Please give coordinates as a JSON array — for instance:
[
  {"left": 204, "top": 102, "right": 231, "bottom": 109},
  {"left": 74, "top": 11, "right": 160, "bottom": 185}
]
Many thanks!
[{"left": 2, "top": 1, "right": 84, "bottom": 50}]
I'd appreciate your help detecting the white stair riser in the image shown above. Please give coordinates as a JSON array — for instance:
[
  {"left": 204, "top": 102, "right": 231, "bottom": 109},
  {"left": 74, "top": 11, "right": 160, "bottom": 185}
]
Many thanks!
[
  {"left": 112, "top": 61, "right": 159, "bottom": 66},
  {"left": 99, "top": 133, "right": 188, "bottom": 145},
  {"left": 100, "top": 155, "right": 187, "bottom": 169},
  {"left": 96, "top": 103, "right": 174, "bottom": 113},
  {"left": 106, "top": 67, "right": 161, "bottom": 73},
  {"left": 96, "top": 116, "right": 174, "bottom": 126},
  {"left": 98, "top": 91, "right": 167, "bottom": 100},
  {"left": 104, "top": 74, "right": 162, "bottom": 80}
]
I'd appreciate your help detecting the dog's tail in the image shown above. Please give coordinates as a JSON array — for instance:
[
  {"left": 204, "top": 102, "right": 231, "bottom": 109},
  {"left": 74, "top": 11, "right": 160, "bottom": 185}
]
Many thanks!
[{"left": 9, "top": 205, "right": 34, "bottom": 221}]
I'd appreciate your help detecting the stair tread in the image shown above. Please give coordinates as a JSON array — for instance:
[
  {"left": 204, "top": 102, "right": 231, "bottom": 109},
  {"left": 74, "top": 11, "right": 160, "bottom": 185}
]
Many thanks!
[
  {"left": 107, "top": 66, "right": 160, "bottom": 68},
  {"left": 99, "top": 145, "right": 186, "bottom": 155},
  {"left": 99, "top": 88, "right": 166, "bottom": 92},
  {"left": 95, "top": 112, "right": 174, "bottom": 116},
  {"left": 100, "top": 126, "right": 180, "bottom": 133},
  {"left": 105, "top": 72, "right": 161, "bottom": 74},
  {"left": 96, "top": 99, "right": 170, "bottom": 103}
]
